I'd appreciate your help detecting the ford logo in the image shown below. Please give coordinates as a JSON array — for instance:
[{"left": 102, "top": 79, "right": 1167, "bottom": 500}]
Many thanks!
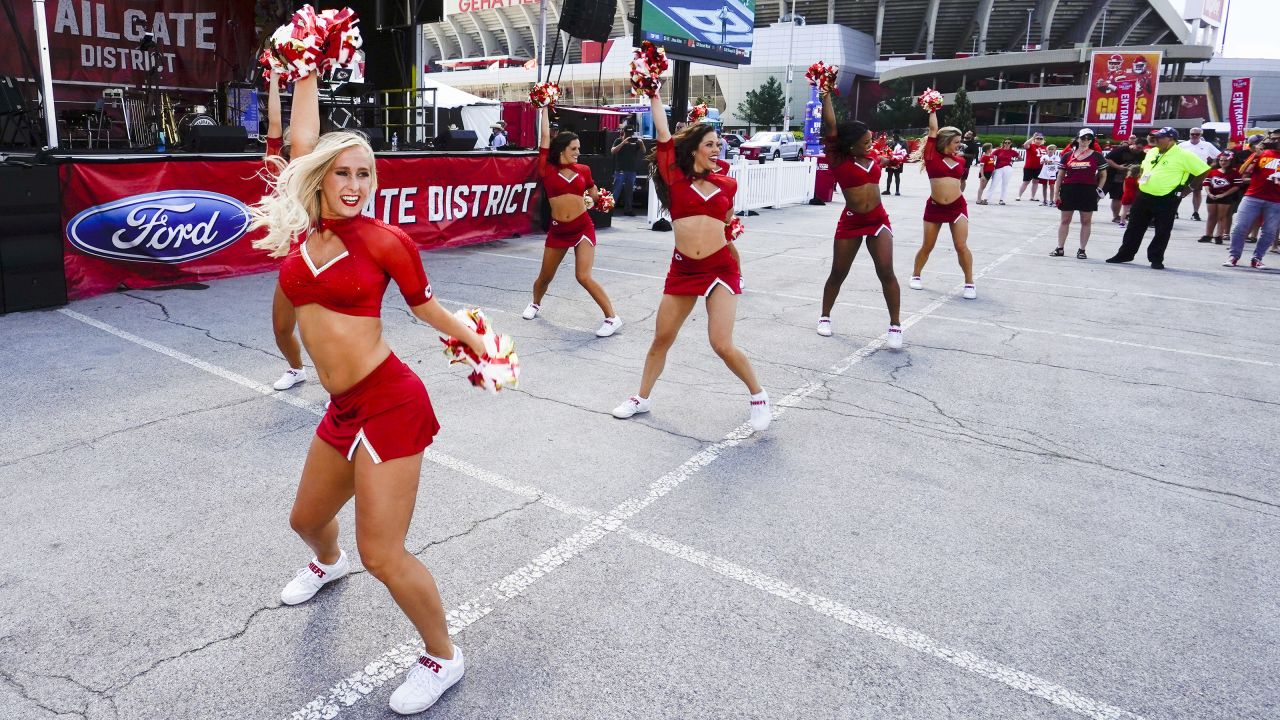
[{"left": 67, "top": 190, "right": 251, "bottom": 264}]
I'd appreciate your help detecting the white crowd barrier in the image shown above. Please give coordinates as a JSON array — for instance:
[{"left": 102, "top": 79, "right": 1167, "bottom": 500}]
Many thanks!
[{"left": 647, "top": 157, "right": 818, "bottom": 228}]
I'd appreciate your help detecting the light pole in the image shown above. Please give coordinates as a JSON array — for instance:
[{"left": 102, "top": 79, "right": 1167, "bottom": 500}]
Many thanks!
[
  {"left": 1025, "top": 8, "right": 1033, "bottom": 51},
  {"left": 782, "top": 0, "right": 801, "bottom": 132}
]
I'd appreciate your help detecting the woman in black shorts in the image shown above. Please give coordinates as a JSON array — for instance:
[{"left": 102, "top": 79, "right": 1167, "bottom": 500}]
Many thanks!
[{"left": 1051, "top": 129, "right": 1106, "bottom": 259}]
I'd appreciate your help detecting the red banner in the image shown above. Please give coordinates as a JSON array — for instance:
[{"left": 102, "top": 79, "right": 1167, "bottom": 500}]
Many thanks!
[
  {"left": 61, "top": 153, "right": 541, "bottom": 300},
  {"left": 1112, "top": 81, "right": 1135, "bottom": 140},
  {"left": 1229, "top": 78, "right": 1251, "bottom": 142},
  {"left": 0, "top": 0, "right": 255, "bottom": 90},
  {"left": 1085, "top": 50, "right": 1161, "bottom": 126}
]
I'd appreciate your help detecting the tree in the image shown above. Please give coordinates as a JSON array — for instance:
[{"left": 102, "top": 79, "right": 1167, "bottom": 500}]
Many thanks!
[
  {"left": 873, "top": 80, "right": 924, "bottom": 133},
  {"left": 736, "top": 77, "right": 785, "bottom": 132},
  {"left": 945, "top": 87, "right": 976, "bottom": 133}
]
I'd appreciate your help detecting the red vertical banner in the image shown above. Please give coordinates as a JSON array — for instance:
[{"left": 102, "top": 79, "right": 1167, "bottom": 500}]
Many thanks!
[
  {"left": 1229, "top": 78, "right": 1251, "bottom": 142},
  {"left": 1112, "top": 82, "right": 1135, "bottom": 140}
]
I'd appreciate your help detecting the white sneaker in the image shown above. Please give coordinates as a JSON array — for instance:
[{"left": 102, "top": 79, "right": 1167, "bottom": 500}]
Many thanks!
[
  {"left": 389, "top": 648, "right": 465, "bottom": 715},
  {"left": 886, "top": 325, "right": 903, "bottom": 349},
  {"left": 962, "top": 284, "right": 977, "bottom": 299},
  {"left": 521, "top": 303, "right": 540, "bottom": 320},
  {"left": 273, "top": 367, "right": 306, "bottom": 391},
  {"left": 280, "top": 550, "right": 350, "bottom": 605},
  {"left": 612, "top": 395, "right": 651, "bottom": 418},
  {"left": 748, "top": 392, "right": 771, "bottom": 432},
  {"left": 908, "top": 276, "right": 923, "bottom": 290},
  {"left": 816, "top": 317, "right": 832, "bottom": 337},
  {"left": 595, "top": 316, "right": 623, "bottom": 337}
]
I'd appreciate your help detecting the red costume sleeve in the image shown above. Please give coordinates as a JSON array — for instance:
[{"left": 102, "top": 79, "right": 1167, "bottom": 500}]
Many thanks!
[
  {"left": 366, "top": 224, "right": 432, "bottom": 307},
  {"left": 655, "top": 139, "right": 677, "bottom": 185}
]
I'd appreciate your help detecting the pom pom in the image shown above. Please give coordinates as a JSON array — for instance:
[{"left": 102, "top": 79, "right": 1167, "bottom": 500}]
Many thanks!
[
  {"left": 438, "top": 308, "right": 519, "bottom": 393},
  {"left": 317, "top": 7, "right": 363, "bottom": 73},
  {"left": 805, "top": 61, "right": 839, "bottom": 95},
  {"left": 629, "top": 41, "right": 668, "bottom": 98},
  {"left": 529, "top": 81, "right": 560, "bottom": 108},
  {"left": 725, "top": 216, "right": 745, "bottom": 242},
  {"left": 595, "top": 189, "right": 616, "bottom": 213},
  {"left": 270, "top": 5, "right": 325, "bottom": 82},
  {"left": 258, "top": 49, "right": 289, "bottom": 90},
  {"left": 583, "top": 192, "right": 595, "bottom": 210},
  {"left": 687, "top": 104, "right": 708, "bottom": 124},
  {"left": 917, "top": 88, "right": 945, "bottom": 113}
]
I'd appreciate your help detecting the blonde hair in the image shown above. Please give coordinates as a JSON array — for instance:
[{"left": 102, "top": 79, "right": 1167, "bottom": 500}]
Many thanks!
[
  {"left": 250, "top": 131, "right": 377, "bottom": 257},
  {"left": 914, "top": 125, "right": 962, "bottom": 169},
  {"left": 1127, "top": 163, "right": 1143, "bottom": 178}
]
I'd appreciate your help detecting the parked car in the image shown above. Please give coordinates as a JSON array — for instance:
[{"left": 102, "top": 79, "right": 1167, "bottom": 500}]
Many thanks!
[
  {"left": 720, "top": 132, "right": 748, "bottom": 159},
  {"left": 738, "top": 131, "right": 805, "bottom": 162}
]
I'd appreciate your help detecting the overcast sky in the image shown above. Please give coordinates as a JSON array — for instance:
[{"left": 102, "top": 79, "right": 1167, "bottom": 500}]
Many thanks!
[{"left": 1174, "top": 0, "right": 1276, "bottom": 59}]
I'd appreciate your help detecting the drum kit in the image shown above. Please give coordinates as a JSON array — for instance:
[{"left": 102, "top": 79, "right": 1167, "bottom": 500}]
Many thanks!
[{"left": 101, "top": 87, "right": 228, "bottom": 150}]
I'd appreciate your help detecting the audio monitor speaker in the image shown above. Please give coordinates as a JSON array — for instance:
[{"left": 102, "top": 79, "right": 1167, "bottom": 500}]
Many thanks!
[
  {"left": 432, "top": 129, "right": 477, "bottom": 151},
  {"left": 558, "top": 0, "right": 617, "bottom": 43},
  {"left": 187, "top": 125, "right": 249, "bottom": 153},
  {"left": 0, "top": 164, "right": 66, "bottom": 313}
]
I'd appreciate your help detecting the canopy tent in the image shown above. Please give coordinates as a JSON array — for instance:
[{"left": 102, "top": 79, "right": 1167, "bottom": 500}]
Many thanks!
[{"left": 421, "top": 78, "right": 500, "bottom": 149}]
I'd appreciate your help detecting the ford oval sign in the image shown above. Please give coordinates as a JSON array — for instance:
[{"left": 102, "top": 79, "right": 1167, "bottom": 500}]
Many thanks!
[{"left": 67, "top": 190, "right": 251, "bottom": 264}]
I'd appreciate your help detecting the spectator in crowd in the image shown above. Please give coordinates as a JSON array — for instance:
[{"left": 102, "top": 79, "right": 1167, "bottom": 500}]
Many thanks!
[
  {"left": 1017, "top": 132, "right": 1046, "bottom": 202},
  {"left": 1104, "top": 135, "right": 1144, "bottom": 223},
  {"left": 610, "top": 126, "right": 646, "bottom": 216},
  {"left": 488, "top": 120, "right": 508, "bottom": 149},
  {"left": 1224, "top": 130, "right": 1280, "bottom": 268},
  {"left": 961, "top": 130, "right": 981, "bottom": 191},
  {"left": 1050, "top": 129, "right": 1106, "bottom": 259},
  {"left": 883, "top": 132, "right": 907, "bottom": 195},
  {"left": 975, "top": 142, "right": 995, "bottom": 204},
  {"left": 1177, "top": 126, "right": 1220, "bottom": 221},
  {"left": 1036, "top": 144, "right": 1059, "bottom": 206},
  {"left": 1119, "top": 164, "right": 1141, "bottom": 226},
  {"left": 1199, "top": 152, "right": 1241, "bottom": 245},
  {"left": 987, "top": 138, "right": 1019, "bottom": 205},
  {"left": 1106, "top": 127, "right": 1210, "bottom": 269}
]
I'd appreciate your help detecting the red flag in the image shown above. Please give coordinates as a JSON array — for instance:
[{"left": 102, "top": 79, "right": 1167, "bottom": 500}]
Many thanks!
[
  {"left": 1112, "top": 81, "right": 1135, "bottom": 140},
  {"left": 1229, "top": 78, "right": 1251, "bottom": 142}
]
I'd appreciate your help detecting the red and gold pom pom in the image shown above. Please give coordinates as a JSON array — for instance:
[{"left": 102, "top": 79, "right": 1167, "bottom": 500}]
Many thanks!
[
  {"left": 270, "top": 5, "right": 327, "bottom": 81},
  {"left": 687, "top": 104, "right": 708, "bottom": 124},
  {"left": 805, "top": 61, "right": 839, "bottom": 95},
  {"left": 595, "top": 189, "right": 616, "bottom": 213},
  {"left": 629, "top": 41, "right": 668, "bottom": 98},
  {"left": 917, "top": 88, "right": 945, "bottom": 113},
  {"left": 529, "top": 81, "right": 561, "bottom": 108},
  {"left": 258, "top": 49, "right": 289, "bottom": 90},
  {"left": 725, "top": 216, "right": 745, "bottom": 242},
  {"left": 439, "top": 308, "right": 519, "bottom": 393}
]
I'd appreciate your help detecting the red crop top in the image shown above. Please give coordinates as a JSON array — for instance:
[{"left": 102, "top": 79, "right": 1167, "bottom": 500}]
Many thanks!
[
  {"left": 830, "top": 153, "right": 883, "bottom": 188},
  {"left": 923, "top": 141, "right": 966, "bottom": 180},
  {"left": 279, "top": 215, "right": 432, "bottom": 318},
  {"left": 654, "top": 138, "right": 736, "bottom": 221},
  {"left": 538, "top": 148, "right": 596, "bottom": 198},
  {"left": 266, "top": 135, "right": 283, "bottom": 158}
]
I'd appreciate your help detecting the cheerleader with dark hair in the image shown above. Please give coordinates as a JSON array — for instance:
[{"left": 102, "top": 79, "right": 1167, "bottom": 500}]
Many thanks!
[{"left": 815, "top": 90, "right": 901, "bottom": 347}]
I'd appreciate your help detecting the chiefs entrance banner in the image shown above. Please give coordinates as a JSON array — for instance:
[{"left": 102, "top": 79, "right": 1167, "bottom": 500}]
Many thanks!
[
  {"left": 1086, "top": 50, "right": 1162, "bottom": 128},
  {"left": 0, "top": 0, "right": 254, "bottom": 89},
  {"left": 1112, "top": 82, "right": 1136, "bottom": 140},
  {"left": 60, "top": 153, "right": 540, "bottom": 300},
  {"left": 1229, "top": 78, "right": 1251, "bottom": 142}
]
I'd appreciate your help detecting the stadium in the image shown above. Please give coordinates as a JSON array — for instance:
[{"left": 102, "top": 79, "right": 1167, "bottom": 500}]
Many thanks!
[{"left": 421, "top": 0, "right": 1279, "bottom": 133}]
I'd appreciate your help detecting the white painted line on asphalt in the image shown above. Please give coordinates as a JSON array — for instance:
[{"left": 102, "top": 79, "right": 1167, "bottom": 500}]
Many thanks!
[
  {"left": 925, "top": 271, "right": 1280, "bottom": 312},
  {"left": 926, "top": 314, "right": 1278, "bottom": 367},
  {"left": 626, "top": 529, "right": 1145, "bottom": 720}
]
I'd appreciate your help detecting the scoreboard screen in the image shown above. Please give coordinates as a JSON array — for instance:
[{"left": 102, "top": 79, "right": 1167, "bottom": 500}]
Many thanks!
[{"left": 635, "top": 0, "right": 755, "bottom": 66}]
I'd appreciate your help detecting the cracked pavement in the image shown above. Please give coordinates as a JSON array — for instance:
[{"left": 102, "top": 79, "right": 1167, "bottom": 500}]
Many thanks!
[{"left": 2, "top": 174, "right": 1278, "bottom": 720}]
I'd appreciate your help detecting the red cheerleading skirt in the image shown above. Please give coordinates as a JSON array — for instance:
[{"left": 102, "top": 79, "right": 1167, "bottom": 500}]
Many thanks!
[
  {"left": 923, "top": 196, "right": 969, "bottom": 224},
  {"left": 545, "top": 212, "right": 597, "bottom": 249},
  {"left": 835, "top": 204, "right": 893, "bottom": 239},
  {"left": 316, "top": 353, "right": 440, "bottom": 464},
  {"left": 664, "top": 244, "right": 742, "bottom": 296}
]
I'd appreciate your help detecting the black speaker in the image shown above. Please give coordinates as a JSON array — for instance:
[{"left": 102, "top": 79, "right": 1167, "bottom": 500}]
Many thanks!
[
  {"left": 375, "top": 0, "right": 443, "bottom": 29},
  {"left": 0, "top": 164, "right": 66, "bottom": 313},
  {"left": 432, "top": 129, "right": 477, "bottom": 151},
  {"left": 559, "top": 0, "right": 616, "bottom": 42},
  {"left": 186, "top": 125, "right": 248, "bottom": 152},
  {"left": 361, "top": 128, "right": 386, "bottom": 152}
]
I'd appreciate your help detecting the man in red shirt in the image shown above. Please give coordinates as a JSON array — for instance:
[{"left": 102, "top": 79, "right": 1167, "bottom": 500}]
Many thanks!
[
  {"left": 1225, "top": 131, "right": 1280, "bottom": 268},
  {"left": 1017, "top": 132, "right": 1046, "bottom": 202}
]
